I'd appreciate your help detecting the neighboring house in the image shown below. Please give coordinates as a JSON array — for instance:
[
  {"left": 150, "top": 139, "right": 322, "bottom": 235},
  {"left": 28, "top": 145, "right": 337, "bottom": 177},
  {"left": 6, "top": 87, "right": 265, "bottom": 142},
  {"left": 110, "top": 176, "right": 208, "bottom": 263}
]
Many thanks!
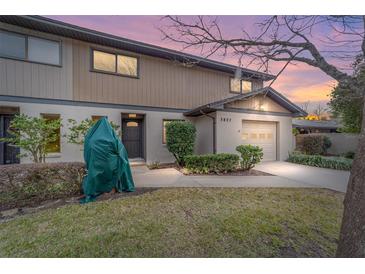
[
  {"left": 293, "top": 119, "right": 339, "bottom": 134},
  {"left": 0, "top": 16, "right": 306, "bottom": 165}
]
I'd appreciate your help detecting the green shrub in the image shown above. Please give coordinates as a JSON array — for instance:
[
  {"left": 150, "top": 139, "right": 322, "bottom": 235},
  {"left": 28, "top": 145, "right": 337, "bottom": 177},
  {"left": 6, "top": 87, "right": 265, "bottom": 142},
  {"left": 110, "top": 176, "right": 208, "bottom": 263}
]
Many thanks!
[
  {"left": 322, "top": 136, "right": 332, "bottom": 152},
  {"left": 235, "top": 144, "right": 264, "bottom": 170},
  {"left": 287, "top": 152, "right": 352, "bottom": 170},
  {"left": 0, "top": 162, "right": 85, "bottom": 210},
  {"left": 298, "top": 135, "right": 332, "bottom": 155},
  {"left": 0, "top": 113, "right": 62, "bottom": 163},
  {"left": 343, "top": 151, "right": 355, "bottom": 159},
  {"left": 147, "top": 161, "right": 161, "bottom": 170},
  {"left": 165, "top": 121, "right": 196, "bottom": 166},
  {"left": 184, "top": 153, "right": 239, "bottom": 174}
]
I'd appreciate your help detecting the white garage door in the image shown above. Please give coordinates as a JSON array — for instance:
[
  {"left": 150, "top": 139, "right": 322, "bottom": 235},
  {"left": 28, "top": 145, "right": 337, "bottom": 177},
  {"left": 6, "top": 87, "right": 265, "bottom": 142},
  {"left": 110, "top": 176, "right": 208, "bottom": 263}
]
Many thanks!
[{"left": 241, "top": 120, "right": 277, "bottom": 161}]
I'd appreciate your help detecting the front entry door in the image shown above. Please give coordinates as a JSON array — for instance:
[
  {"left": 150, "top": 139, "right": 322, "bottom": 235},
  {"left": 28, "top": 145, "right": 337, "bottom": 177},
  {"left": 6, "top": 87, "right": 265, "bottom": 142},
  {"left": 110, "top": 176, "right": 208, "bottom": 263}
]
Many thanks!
[
  {"left": 0, "top": 114, "right": 20, "bottom": 165},
  {"left": 122, "top": 119, "right": 143, "bottom": 158}
]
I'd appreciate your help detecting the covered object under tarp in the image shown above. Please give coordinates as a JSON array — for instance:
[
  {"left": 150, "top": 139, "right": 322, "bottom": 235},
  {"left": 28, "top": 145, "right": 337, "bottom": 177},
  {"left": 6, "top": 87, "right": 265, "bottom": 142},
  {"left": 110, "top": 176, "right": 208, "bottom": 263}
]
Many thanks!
[{"left": 81, "top": 117, "right": 135, "bottom": 203}]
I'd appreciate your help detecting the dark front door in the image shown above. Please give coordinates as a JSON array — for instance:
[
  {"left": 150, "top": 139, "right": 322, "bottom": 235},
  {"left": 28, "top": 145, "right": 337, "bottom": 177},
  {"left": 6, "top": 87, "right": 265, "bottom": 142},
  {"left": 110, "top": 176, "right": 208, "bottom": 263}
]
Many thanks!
[
  {"left": 122, "top": 119, "right": 143, "bottom": 158},
  {"left": 0, "top": 114, "right": 20, "bottom": 165}
]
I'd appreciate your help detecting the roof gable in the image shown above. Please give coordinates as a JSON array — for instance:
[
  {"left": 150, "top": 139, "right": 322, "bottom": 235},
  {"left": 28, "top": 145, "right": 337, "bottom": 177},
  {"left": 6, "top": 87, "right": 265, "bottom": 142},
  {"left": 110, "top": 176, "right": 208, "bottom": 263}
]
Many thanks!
[{"left": 184, "top": 87, "right": 307, "bottom": 117}]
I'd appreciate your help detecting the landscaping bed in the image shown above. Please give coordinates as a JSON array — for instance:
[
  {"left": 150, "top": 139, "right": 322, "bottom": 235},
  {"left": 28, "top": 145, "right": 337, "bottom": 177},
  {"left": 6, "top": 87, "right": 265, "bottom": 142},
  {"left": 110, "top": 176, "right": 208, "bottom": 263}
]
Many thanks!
[
  {"left": 287, "top": 152, "right": 352, "bottom": 171},
  {"left": 0, "top": 162, "right": 85, "bottom": 211},
  {"left": 0, "top": 188, "right": 343, "bottom": 257},
  {"left": 182, "top": 168, "right": 272, "bottom": 176},
  {"left": 148, "top": 163, "right": 272, "bottom": 176}
]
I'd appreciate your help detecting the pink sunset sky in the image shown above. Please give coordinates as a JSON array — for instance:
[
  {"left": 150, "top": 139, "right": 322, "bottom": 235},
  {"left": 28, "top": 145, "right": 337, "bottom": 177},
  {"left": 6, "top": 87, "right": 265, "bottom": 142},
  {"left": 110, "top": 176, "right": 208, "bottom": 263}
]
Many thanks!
[{"left": 48, "top": 15, "right": 343, "bottom": 111}]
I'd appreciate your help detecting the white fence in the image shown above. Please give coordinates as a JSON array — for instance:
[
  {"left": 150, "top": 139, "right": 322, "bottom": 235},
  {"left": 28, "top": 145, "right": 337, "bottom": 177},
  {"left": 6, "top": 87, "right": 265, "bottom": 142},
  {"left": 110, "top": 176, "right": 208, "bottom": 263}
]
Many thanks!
[{"left": 296, "top": 133, "right": 359, "bottom": 155}]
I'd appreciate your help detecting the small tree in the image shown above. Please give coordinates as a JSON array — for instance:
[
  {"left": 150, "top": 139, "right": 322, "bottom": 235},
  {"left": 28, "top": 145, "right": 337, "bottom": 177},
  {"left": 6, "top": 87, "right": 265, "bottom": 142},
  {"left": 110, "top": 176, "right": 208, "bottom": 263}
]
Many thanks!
[
  {"left": 329, "top": 62, "right": 365, "bottom": 133},
  {"left": 165, "top": 121, "right": 196, "bottom": 166},
  {"left": 65, "top": 118, "right": 120, "bottom": 146},
  {"left": 0, "top": 114, "right": 62, "bottom": 163},
  {"left": 236, "top": 145, "right": 263, "bottom": 170}
]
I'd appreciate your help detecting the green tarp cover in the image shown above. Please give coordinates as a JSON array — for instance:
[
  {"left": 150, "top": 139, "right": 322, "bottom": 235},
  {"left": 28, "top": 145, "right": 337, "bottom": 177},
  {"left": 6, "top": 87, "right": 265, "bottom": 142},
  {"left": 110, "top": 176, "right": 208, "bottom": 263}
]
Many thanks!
[{"left": 81, "top": 117, "right": 135, "bottom": 203}]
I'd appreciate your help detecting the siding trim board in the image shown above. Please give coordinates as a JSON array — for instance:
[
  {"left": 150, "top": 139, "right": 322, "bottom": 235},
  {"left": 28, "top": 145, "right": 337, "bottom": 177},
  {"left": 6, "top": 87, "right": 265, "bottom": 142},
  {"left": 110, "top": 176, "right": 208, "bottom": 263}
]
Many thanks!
[{"left": 0, "top": 95, "right": 187, "bottom": 113}]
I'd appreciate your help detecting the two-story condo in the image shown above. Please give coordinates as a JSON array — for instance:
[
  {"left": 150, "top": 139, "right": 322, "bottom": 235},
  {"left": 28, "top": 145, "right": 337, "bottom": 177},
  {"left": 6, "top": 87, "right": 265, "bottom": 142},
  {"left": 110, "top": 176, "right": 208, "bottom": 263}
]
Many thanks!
[{"left": 0, "top": 16, "right": 306, "bottom": 165}]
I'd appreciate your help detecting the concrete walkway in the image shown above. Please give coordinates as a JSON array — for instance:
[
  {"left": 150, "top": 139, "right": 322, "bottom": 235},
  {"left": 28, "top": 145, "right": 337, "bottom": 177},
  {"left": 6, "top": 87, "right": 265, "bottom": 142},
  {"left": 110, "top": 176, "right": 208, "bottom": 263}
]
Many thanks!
[
  {"left": 132, "top": 165, "right": 311, "bottom": 189},
  {"left": 254, "top": 161, "right": 350, "bottom": 193}
]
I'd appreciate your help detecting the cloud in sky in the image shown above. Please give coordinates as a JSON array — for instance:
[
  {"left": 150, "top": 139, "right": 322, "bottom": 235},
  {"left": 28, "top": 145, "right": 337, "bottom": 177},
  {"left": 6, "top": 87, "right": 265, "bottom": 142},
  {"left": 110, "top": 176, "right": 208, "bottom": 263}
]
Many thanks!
[{"left": 47, "top": 15, "right": 348, "bottom": 106}]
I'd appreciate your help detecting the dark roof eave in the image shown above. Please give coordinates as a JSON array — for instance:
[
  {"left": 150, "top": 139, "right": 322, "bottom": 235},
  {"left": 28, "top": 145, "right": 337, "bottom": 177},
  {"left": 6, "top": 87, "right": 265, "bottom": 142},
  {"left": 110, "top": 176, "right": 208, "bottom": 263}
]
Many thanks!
[{"left": 0, "top": 15, "right": 275, "bottom": 81}]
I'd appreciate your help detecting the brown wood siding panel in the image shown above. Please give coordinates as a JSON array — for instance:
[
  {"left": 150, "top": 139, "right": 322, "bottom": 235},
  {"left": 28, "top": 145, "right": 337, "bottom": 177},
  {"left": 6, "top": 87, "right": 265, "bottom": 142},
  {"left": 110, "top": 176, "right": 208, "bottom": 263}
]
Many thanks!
[
  {"left": 0, "top": 22, "right": 73, "bottom": 100},
  {"left": 0, "top": 22, "right": 267, "bottom": 109},
  {"left": 226, "top": 94, "right": 291, "bottom": 113},
  {"left": 72, "top": 41, "right": 265, "bottom": 109}
]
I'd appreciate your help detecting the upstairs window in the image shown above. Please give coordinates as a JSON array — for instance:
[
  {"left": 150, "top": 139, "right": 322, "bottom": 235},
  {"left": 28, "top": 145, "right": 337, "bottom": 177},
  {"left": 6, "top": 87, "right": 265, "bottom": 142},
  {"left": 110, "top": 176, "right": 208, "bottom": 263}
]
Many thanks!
[
  {"left": 230, "top": 78, "right": 241, "bottom": 93},
  {"left": 28, "top": 37, "right": 61, "bottom": 65},
  {"left": 93, "top": 50, "right": 116, "bottom": 73},
  {"left": 0, "top": 30, "right": 61, "bottom": 66},
  {"left": 92, "top": 49, "right": 139, "bottom": 78},
  {"left": 242, "top": 80, "right": 252, "bottom": 92},
  {"left": 230, "top": 77, "right": 252, "bottom": 94},
  {"left": 0, "top": 31, "right": 26, "bottom": 59}
]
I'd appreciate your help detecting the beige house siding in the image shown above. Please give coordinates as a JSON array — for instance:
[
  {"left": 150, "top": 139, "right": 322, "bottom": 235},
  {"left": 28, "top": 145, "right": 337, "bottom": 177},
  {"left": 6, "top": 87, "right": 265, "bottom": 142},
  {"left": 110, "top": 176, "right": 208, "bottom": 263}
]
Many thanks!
[
  {"left": 0, "top": 23, "right": 266, "bottom": 110},
  {"left": 0, "top": 22, "right": 73, "bottom": 100},
  {"left": 225, "top": 94, "right": 291, "bottom": 113},
  {"left": 72, "top": 40, "right": 264, "bottom": 109},
  {"left": 191, "top": 115, "right": 215, "bottom": 155}
]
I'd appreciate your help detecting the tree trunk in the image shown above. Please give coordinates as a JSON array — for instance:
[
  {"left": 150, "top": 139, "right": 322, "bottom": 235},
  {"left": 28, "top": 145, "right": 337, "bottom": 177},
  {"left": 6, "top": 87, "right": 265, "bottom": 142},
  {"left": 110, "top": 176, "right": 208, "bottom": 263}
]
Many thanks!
[{"left": 336, "top": 99, "right": 365, "bottom": 257}]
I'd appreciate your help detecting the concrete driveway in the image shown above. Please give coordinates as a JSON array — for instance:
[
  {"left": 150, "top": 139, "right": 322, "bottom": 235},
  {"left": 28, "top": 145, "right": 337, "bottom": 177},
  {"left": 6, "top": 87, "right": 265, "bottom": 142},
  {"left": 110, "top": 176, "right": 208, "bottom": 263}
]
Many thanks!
[
  {"left": 132, "top": 164, "right": 318, "bottom": 189},
  {"left": 132, "top": 161, "right": 350, "bottom": 192},
  {"left": 254, "top": 161, "right": 350, "bottom": 193}
]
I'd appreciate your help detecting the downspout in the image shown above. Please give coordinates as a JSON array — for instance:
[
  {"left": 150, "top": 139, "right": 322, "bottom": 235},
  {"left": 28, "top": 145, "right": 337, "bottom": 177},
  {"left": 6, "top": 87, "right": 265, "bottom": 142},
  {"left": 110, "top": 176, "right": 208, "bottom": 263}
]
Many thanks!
[{"left": 200, "top": 109, "right": 217, "bottom": 154}]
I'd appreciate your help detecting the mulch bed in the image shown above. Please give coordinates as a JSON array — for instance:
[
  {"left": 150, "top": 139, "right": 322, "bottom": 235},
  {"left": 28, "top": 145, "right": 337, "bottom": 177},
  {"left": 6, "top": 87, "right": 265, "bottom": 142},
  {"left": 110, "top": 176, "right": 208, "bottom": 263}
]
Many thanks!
[
  {"left": 182, "top": 169, "right": 273, "bottom": 176},
  {"left": 148, "top": 163, "right": 273, "bottom": 176},
  {"left": 147, "top": 163, "right": 177, "bottom": 169}
]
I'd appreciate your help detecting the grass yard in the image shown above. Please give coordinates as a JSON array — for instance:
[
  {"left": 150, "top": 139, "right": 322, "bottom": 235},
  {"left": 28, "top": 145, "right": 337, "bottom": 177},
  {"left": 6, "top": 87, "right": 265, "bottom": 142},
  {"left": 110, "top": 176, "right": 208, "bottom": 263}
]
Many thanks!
[{"left": 0, "top": 188, "right": 343, "bottom": 257}]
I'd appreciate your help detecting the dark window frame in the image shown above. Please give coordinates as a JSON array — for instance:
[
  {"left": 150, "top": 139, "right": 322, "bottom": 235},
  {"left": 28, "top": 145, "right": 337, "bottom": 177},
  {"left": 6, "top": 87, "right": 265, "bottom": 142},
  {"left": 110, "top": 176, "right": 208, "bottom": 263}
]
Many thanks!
[
  {"left": 162, "top": 119, "right": 185, "bottom": 144},
  {"left": 91, "top": 115, "right": 107, "bottom": 122},
  {"left": 90, "top": 48, "right": 140, "bottom": 79},
  {"left": 0, "top": 29, "right": 62, "bottom": 67},
  {"left": 229, "top": 77, "right": 253, "bottom": 94}
]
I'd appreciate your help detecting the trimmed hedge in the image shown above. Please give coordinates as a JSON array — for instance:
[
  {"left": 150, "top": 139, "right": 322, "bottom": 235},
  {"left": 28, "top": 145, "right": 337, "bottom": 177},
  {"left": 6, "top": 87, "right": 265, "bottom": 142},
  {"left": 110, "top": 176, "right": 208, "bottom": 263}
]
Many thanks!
[
  {"left": 0, "top": 162, "right": 85, "bottom": 210},
  {"left": 184, "top": 153, "right": 239, "bottom": 174},
  {"left": 236, "top": 144, "right": 263, "bottom": 170},
  {"left": 287, "top": 152, "right": 352, "bottom": 171},
  {"left": 165, "top": 121, "right": 196, "bottom": 166},
  {"left": 296, "top": 135, "right": 332, "bottom": 155}
]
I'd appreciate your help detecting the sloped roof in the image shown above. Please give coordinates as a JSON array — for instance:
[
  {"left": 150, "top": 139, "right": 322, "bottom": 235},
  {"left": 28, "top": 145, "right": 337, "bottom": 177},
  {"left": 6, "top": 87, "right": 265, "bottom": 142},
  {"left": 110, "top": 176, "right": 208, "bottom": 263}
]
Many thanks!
[
  {"left": 184, "top": 87, "right": 307, "bottom": 117},
  {"left": 292, "top": 119, "right": 340, "bottom": 129},
  {"left": 0, "top": 15, "right": 275, "bottom": 81}
]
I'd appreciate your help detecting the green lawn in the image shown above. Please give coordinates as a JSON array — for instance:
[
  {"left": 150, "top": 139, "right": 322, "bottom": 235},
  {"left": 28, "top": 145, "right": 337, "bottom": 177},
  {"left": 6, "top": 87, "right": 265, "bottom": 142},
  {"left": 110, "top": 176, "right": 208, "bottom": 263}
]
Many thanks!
[{"left": 0, "top": 188, "right": 343, "bottom": 257}]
